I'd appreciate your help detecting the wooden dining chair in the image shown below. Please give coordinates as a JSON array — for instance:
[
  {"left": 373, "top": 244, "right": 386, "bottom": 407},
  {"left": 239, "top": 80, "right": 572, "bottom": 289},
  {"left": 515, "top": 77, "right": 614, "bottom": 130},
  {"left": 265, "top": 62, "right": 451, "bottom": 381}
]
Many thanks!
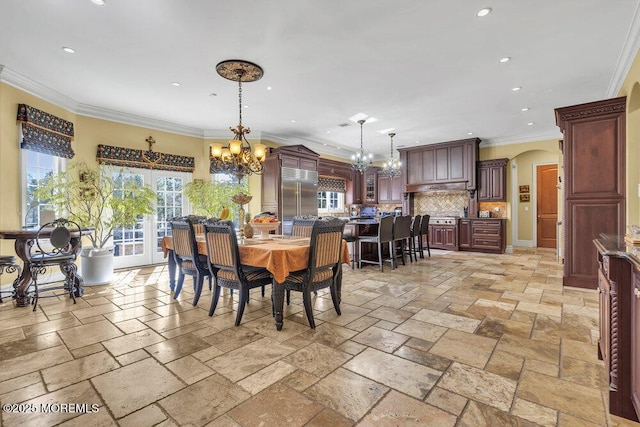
[
  {"left": 280, "top": 217, "right": 346, "bottom": 328},
  {"left": 358, "top": 215, "right": 395, "bottom": 271},
  {"left": 169, "top": 218, "right": 211, "bottom": 306},
  {"left": 291, "top": 216, "right": 317, "bottom": 237},
  {"left": 28, "top": 218, "right": 82, "bottom": 311},
  {"left": 203, "top": 219, "right": 272, "bottom": 325}
]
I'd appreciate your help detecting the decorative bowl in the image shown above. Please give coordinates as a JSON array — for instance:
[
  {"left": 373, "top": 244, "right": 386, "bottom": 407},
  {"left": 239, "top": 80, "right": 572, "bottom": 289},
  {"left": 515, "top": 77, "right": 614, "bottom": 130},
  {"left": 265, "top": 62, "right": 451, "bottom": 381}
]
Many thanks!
[{"left": 249, "top": 221, "right": 281, "bottom": 238}]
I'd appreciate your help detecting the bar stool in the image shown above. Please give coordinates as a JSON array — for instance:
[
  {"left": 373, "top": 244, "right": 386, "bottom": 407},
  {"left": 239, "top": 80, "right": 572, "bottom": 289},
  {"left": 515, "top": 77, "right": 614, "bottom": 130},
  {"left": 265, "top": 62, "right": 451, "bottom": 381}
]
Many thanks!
[
  {"left": 343, "top": 234, "right": 358, "bottom": 269},
  {"left": 0, "top": 255, "right": 21, "bottom": 303}
]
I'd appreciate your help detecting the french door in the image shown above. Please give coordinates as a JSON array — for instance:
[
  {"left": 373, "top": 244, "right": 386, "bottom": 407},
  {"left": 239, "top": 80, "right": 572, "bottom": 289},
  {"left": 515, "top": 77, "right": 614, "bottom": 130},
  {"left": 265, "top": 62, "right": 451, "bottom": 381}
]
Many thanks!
[{"left": 108, "top": 167, "right": 192, "bottom": 269}]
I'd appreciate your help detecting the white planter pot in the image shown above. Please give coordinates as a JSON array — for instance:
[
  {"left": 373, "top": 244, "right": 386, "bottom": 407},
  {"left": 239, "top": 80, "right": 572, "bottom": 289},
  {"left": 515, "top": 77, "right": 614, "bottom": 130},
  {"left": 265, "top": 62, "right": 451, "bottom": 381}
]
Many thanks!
[{"left": 80, "top": 247, "right": 114, "bottom": 285}]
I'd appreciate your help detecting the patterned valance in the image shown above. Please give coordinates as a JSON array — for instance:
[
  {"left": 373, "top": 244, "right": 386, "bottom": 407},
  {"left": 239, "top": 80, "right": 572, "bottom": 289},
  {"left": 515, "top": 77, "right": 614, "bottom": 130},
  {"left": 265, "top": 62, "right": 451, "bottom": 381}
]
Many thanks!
[
  {"left": 96, "top": 144, "right": 195, "bottom": 172},
  {"left": 318, "top": 176, "right": 346, "bottom": 192},
  {"left": 17, "top": 104, "right": 75, "bottom": 158}
]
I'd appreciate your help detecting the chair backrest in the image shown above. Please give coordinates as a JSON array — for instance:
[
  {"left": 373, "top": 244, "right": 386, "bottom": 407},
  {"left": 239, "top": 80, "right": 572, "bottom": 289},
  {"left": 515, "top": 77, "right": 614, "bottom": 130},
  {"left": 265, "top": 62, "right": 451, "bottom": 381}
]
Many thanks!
[
  {"left": 378, "top": 215, "right": 394, "bottom": 243},
  {"left": 169, "top": 215, "right": 207, "bottom": 235},
  {"left": 291, "top": 217, "right": 317, "bottom": 237},
  {"left": 308, "top": 217, "right": 346, "bottom": 273},
  {"left": 393, "top": 215, "right": 412, "bottom": 240},
  {"left": 411, "top": 214, "right": 422, "bottom": 236},
  {"left": 203, "top": 219, "right": 242, "bottom": 279},
  {"left": 169, "top": 219, "right": 198, "bottom": 260},
  {"left": 420, "top": 214, "right": 430, "bottom": 235},
  {"left": 34, "top": 218, "right": 81, "bottom": 258}
]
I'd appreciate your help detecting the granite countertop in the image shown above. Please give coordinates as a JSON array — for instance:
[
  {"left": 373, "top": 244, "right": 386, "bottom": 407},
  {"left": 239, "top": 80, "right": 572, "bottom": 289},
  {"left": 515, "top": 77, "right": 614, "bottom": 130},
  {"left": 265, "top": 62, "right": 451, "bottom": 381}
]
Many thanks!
[{"left": 593, "top": 234, "right": 640, "bottom": 269}]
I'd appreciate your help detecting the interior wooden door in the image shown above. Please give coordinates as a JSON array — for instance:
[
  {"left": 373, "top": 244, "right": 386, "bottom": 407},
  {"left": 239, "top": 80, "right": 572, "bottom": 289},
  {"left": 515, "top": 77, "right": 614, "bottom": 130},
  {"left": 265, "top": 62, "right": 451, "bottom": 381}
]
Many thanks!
[{"left": 536, "top": 164, "right": 558, "bottom": 248}]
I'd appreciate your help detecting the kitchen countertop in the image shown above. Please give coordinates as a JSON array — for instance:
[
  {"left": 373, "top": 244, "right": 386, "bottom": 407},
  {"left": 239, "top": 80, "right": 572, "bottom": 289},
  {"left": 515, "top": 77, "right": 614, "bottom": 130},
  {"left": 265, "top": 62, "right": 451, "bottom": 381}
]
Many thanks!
[{"left": 593, "top": 234, "right": 640, "bottom": 269}]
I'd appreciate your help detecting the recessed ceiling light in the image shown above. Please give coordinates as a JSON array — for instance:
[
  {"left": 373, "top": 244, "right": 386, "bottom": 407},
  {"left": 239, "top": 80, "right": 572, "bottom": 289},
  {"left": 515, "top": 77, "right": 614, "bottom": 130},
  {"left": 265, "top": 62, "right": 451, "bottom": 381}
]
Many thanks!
[
  {"left": 171, "top": 82, "right": 181, "bottom": 87},
  {"left": 62, "top": 47, "right": 75, "bottom": 54},
  {"left": 468, "top": 132, "right": 473, "bottom": 135},
  {"left": 326, "top": 131, "right": 331, "bottom": 134},
  {"left": 521, "top": 107, "right": 529, "bottom": 112},
  {"left": 499, "top": 57, "right": 511, "bottom": 63},
  {"left": 290, "top": 119, "right": 296, "bottom": 123},
  {"left": 91, "top": 0, "right": 106, "bottom": 5},
  {"left": 323, "top": 143, "right": 328, "bottom": 146},
  {"left": 266, "top": 86, "right": 272, "bottom": 91},
  {"left": 527, "top": 122, "right": 535, "bottom": 126},
  {"left": 477, "top": 7, "right": 492, "bottom": 17},
  {"left": 512, "top": 86, "right": 522, "bottom": 91}
]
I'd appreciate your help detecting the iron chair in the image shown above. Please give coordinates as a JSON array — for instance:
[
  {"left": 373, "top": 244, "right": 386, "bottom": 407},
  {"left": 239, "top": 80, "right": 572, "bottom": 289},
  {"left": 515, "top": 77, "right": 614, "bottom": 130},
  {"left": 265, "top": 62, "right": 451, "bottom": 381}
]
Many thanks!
[
  {"left": 0, "top": 255, "right": 21, "bottom": 303},
  {"left": 28, "top": 218, "right": 82, "bottom": 311},
  {"left": 203, "top": 220, "right": 271, "bottom": 325},
  {"left": 358, "top": 215, "right": 395, "bottom": 271},
  {"left": 169, "top": 218, "right": 212, "bottom": 306},
  {"left": 419, "top": 214, "right": 431, "bottom": 258},
  {"left": 280, "top": 217, "right": 345, "bottom": 329},
  {"left": 392, "top": 215, "right": 412, "bottom": 268}
]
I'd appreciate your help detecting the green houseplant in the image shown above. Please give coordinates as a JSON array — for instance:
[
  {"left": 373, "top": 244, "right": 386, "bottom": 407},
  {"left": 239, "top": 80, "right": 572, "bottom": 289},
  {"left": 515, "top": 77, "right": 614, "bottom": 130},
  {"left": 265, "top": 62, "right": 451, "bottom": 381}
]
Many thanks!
[
  {"left": 183, "top": 178, "right": 248, "bottom": 221},
  {"left": 33, "top": 161, "right": 156, "bottom": 284}
]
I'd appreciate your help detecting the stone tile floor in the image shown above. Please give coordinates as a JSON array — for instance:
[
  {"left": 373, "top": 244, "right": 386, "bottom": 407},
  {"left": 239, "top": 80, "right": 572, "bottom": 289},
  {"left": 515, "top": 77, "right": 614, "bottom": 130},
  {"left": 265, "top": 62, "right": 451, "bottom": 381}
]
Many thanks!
[{"left": 0, "top": 248, "right": 639, "bottom": 426}]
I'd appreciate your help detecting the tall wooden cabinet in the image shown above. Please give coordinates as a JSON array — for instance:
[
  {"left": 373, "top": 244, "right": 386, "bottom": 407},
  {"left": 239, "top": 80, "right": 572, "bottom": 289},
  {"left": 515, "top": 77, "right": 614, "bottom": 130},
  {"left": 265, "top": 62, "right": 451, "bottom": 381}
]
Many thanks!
[
  {"left": 377, "top": 175, "right": 402, "bottom": 204},
  {"left": 477, "top": 158, "right": 507, "bottom": 202},
  {"left": 555, "top": 97, "right": 626, "bottom": 289}
]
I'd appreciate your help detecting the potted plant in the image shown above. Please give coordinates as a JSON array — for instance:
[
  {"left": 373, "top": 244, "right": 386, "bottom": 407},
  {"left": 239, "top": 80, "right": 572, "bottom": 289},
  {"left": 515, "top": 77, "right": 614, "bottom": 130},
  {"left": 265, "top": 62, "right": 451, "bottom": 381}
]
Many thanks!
[
  {"left": 33, "top": 161, "right": 156, "bottom": 285},
  {"left": 184, "top": 178, "right": 248, "bottom": 221}
]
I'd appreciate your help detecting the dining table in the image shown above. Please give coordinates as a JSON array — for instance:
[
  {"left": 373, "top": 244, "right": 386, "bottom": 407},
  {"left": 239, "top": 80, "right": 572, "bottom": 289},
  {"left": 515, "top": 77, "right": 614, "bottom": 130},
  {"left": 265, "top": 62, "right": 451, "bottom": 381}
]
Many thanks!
[
  {"left": 0, "top": 227, "right": 94, "bottom": 307},
  {"left": 161, "top": 235, "right": 350, "bottom": 330}
]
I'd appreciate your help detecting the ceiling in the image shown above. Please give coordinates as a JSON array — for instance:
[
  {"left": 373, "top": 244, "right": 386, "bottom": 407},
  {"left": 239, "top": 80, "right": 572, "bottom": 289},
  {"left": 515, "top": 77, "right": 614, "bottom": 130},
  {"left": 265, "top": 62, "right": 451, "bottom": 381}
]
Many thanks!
[{"left": 1, "top": 0, "right": 639, "bottom": 161}]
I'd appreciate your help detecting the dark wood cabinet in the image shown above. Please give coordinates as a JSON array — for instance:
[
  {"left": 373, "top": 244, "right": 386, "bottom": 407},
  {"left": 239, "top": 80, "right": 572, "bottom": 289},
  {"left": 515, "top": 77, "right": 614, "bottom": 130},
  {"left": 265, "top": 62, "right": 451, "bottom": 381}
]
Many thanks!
[
  {"left": 399, "top": 138, "right": 480, "bottom": 191},
  {"left": 632, "top": 267, "right": 640, "bottom": 418},
  {"left": 318, "top": 158, "right": 361, "bottom": 205},
  {"left": 459, "top": 219, "right": 471, "bottom": 249},
  {"left": 555, "top": 97, "right": 626, "bottom": 289},
  {"left": 363, "top": 168, "right": 379, "bottom": 204},
  {"left": 377, "top": 175, "right": 402, "bottom": 204},
  {"left": 594, "top": 239, "right": 639, "bottom": 422},
  {"left": 429, "top": 224, "right": 458, "bottom": 251},
  {"left": 458, "top": 219, "right": 505, "bottom": 253},
  {"left": 477, "top": 158, "right": 508, "bottom": 202},
  {"left": 261, "top": 145, "right": 319, "bottom": 216}
]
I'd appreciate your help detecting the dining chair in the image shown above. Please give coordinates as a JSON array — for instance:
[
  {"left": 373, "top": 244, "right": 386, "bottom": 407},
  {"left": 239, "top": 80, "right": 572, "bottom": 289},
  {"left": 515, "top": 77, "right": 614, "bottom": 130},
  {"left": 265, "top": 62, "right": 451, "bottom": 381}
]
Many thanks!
[
  {"left": 407, "top": 214, "right": 422, "bottom": 262},
  {"left": 392, "top": 215, "right": 412, "bottom": 268},
  {"left": 358, "top": 215, "right": 394, "bottom": 271},
  {"left": 203, "top": 219, "right": 271, "bottom": 325},
  {"left": 169, "top": 218, "right": 212, "bottom": 306},
  {"left": 280, "top": 217, "right": 345, "bottom": 329},
  {"left": 419, "top": 214, "right": 431, "bottom": 258},
  {"left": 291, "top": 216, "right": 317, "bottom": 237},
  {"left": 0, "top": 255, "right": 20, "bottom": 303},
  {"left": 28, "top": 218, "right": 82, "bottom": 311}
]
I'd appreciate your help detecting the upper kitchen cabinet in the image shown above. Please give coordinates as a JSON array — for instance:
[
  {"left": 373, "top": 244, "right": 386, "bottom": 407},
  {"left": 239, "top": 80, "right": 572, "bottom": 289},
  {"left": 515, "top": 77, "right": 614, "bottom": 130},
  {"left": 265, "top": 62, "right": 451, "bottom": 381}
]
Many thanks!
[
  {"left": 363, "top": 168, "right": 380, "bottom": 204},
  {"left": 399, "top": 138, "right": 480, "bottom": 191},
  {"left": 477, "top": 158, "right": 508, "bottom": 202},
  {"left": 318, "top": 157, "right": 362, "bottom": 205},
  {"left": 555, "top": 96, "right": 626, "bottom": 289},
  {"left": 378, "top": 174, "right": 403, "bottom": 203},
  {"left": 261, "top": 145, "right": 319, "bottom": 214}
]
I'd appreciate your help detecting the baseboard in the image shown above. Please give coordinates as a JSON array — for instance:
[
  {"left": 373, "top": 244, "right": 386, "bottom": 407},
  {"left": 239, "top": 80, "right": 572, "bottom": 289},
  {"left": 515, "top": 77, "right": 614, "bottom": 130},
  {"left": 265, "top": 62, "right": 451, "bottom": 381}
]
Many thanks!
[{"left": 514, "top": 240, "right": 535, "bottom": 247}]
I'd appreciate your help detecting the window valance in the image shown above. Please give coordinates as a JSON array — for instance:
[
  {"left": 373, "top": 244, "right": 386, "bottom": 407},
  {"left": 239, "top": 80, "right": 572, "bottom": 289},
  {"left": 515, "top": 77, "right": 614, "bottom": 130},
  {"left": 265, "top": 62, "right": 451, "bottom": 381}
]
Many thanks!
[
  {"left": 318, "top": 176, "right": 346, "bottom": 192},
  {"left": 17, "top": 104, "right": 75, "bottom": 158},
  {"left": 96, "top": 144, "right": 195, "bottom": 173}
]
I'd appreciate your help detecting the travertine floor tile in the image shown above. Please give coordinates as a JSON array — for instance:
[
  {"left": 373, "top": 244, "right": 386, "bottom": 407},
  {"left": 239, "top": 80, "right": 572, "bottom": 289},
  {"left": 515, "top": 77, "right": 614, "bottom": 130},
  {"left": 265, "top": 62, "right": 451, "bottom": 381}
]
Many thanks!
[{"left": 357, "top": 390, "right": 457, "bottom": 426}]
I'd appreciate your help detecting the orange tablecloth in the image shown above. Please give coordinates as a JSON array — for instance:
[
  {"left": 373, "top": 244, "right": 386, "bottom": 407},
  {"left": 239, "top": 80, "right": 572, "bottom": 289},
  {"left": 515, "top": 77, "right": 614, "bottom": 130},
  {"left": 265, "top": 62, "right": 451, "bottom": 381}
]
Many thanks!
[{"left": 161, "top": 236, "right": 350, "bottom": 283}]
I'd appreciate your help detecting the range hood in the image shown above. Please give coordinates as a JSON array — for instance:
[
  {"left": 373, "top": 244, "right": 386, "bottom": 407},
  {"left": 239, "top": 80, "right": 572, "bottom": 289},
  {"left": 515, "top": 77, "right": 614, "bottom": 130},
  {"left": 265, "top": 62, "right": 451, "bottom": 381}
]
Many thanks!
[{"left": 405, "top": 181, "right": 468, "bottom": 193}]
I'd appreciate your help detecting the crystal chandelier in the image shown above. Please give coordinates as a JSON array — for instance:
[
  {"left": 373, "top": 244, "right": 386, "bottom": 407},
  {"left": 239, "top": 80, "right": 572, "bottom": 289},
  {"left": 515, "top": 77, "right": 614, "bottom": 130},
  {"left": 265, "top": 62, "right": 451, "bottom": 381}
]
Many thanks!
[
  {"left": 351, "top": 119, "right": 373, "bottom": 174},
  {"left": 380, "top": 132, "right": 402, "bottom": 178},
  {"left": 209, "top": 60, "right": 267, "bottom": 182}
]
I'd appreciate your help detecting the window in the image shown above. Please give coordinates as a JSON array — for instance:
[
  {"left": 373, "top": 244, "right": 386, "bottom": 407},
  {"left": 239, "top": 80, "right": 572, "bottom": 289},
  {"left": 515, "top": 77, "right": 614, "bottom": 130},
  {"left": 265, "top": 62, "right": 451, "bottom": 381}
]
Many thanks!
[
  {"left": 317, "top": 191, "right": 344, "bottom": 213},
  {"left": 23, "top": 151, "right": 65, "bottom": 227}
]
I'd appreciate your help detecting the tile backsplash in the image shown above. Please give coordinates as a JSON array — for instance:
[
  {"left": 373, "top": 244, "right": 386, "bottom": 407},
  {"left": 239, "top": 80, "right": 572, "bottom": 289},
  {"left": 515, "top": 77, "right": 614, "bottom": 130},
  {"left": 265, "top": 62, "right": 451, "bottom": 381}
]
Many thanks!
[{"left": 413, "top": 191, "right": 468, "bottom": 217}]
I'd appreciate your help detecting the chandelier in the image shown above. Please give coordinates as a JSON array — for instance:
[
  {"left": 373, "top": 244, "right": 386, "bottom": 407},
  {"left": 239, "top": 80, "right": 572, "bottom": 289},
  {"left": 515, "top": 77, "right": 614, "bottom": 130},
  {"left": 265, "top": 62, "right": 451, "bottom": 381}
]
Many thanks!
[
  {"left": 209, "top": 60, "right": 267, "bottom": 182},
  {"left": 351, "top": 119, "right": 373, "bottom": 174},
  {"left": 379, "top": 132, "right": 402, "bottom": 178}
]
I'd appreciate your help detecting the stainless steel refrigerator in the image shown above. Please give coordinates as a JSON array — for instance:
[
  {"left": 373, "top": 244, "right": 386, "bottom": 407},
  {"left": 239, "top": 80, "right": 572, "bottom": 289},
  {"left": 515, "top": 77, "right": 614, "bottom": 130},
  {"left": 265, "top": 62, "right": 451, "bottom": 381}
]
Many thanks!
[{"left": 280, "top": 167, "right": 319, "bottom": 235}]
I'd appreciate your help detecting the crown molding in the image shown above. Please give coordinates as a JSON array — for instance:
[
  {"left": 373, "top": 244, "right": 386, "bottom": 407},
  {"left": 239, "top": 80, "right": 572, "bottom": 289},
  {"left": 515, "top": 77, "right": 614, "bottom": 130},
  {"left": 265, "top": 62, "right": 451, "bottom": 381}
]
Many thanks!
[
  {"left": 607, "top": 1, "right": 640, "bottom": 97},
  {"left": 76, "top": 104, "right": 206, "bottom": 138},
  {"left": 484, "top": 130, "right": 563, "bottom": 147},
  {"left": 0, "top": 65, "right": 78, "bottom": 111}
]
